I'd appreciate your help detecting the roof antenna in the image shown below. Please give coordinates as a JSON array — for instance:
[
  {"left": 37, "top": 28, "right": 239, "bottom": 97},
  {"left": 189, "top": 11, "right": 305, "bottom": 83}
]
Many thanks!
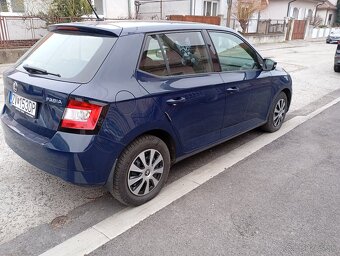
[{"left": 86, "top": 0, "right": 103, "bottom": 21}]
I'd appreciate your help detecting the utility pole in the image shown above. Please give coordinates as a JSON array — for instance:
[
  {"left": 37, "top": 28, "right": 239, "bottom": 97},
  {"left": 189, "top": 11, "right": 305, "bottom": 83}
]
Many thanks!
[
  {"left": 160, "top": 0, "right": 163, "bottom": 19},
  {"left": 226, "top": 0, "right": 232, "bottom": 27}
]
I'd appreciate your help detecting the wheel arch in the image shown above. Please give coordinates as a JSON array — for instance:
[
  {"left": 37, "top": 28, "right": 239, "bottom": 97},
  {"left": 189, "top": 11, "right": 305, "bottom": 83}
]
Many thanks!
[
  {"left": 282, "top": 88, "right": 292, "bottom": 111},
  {"left": 140, "top": 129, "right": 177, "bottom": 165},
  {"left": 105, "top": 128, "right": 177, "bottom": 197}
]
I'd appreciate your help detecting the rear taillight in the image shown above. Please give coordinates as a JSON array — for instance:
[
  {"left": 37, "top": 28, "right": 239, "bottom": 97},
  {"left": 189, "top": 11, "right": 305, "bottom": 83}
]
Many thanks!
[{"left": 61, "top": 99, "right": 103, "bottom": 130}]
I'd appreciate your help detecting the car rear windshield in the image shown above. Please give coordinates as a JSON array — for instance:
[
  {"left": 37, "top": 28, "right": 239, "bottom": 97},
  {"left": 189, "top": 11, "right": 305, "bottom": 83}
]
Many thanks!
[{"left": 16, "top": 31, "right": 117, "bottom": 83}]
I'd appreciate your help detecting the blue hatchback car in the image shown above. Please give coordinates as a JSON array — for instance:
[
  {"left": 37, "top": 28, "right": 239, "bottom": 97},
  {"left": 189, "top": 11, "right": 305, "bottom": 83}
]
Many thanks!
[{"left": 1, "top": 21, "right": 292, "bottom": 206}]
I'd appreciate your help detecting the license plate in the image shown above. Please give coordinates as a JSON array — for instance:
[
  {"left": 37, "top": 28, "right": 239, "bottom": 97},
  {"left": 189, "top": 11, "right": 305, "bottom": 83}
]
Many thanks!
[{"left": 10, "top": 92, "right": 37, "bottom": 118}]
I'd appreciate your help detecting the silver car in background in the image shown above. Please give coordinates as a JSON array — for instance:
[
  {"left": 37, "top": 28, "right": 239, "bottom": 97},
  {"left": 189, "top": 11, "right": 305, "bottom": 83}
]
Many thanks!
[{"left": 326, "top": 31, "right": 340, "bottom": 44}]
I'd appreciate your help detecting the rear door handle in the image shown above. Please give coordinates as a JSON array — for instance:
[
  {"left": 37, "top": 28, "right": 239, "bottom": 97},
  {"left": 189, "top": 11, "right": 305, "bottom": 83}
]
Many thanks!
[
  {"left": 226, "top": 87, "right": 240, "bottom": 93},
  {"left": 166, "top": 97, "right": 186, "bottom": 105}
]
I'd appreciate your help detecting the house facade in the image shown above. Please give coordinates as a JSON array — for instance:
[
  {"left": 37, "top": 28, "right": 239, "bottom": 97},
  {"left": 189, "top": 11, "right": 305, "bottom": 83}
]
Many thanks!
[
  {"left": 1, "top": 0, "right": 336, "bottom": 26},
  {"left": 259, "top": 0, "right": 337, "bottom": 26},
  {"left": 135, "top": 0, "right": 228, "bottom": 19},
  {"left": 91, "top": 0, "right": 229, "bottom": 20},
  {"left": 317, "top": 0, "right": 337, "bottom": 26}
]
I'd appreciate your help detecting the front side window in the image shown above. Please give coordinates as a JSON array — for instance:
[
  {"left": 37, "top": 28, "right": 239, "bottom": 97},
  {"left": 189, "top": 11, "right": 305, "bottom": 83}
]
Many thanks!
[
  {"left": 209, "top": 32, "right": 261, "bottom": 72},
  {"left": 139, "top": 31, "right": 212, "bottom": 76}
]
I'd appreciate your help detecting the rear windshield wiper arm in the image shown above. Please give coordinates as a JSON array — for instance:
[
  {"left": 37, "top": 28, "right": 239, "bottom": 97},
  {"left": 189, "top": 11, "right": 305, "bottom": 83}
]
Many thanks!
[{"left": 23, "top": 64, "right": 61, "bottom": 77}]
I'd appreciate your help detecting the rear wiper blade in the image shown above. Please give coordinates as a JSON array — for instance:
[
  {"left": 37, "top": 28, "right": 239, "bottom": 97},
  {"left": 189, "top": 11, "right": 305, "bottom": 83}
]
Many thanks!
[{"left": 23, "top": 64, "right": 61, "bottom": 77}]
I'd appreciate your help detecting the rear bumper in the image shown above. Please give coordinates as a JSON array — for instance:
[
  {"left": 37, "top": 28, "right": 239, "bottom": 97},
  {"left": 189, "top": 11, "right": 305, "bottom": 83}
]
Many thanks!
[{"left": 1, "top": 109, "right": 124, "bottom": 185}]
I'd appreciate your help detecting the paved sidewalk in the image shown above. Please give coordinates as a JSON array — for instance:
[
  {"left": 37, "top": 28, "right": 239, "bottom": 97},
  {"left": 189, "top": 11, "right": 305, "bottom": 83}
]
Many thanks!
[
  {"left": 0, "top": 64, "right": 11, "bottom": 74},
  {"left": 253, "top": 38, "right": 325, "bottom": 50}
]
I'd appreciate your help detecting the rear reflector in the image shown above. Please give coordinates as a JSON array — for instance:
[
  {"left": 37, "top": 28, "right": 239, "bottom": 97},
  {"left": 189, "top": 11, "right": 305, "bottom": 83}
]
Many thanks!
[{"left": 61, "top": 99, "right": 103, "bottom": 130}]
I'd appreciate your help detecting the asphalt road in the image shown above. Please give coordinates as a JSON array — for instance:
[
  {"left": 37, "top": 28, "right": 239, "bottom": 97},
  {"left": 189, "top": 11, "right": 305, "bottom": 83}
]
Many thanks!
[
  {"left": 0, "top": 39, "right": 340, "bottom": 255},
  {"left": 88, "top": 97, "right": 340, "bottom": 256}
]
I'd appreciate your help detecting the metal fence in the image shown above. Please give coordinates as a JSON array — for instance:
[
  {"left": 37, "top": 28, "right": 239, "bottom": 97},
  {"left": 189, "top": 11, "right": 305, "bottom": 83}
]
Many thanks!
[
  {"left": 0, "top": 16, "right": 47, "bottom": 48},
  {"left": 0, "top": 16, "right": 109, "bottom": 49},
  {"left": 0, "top": 15, "right": 287, "bottom": 49},
  {"left": 225, "top": 18, "right": 286, "bottom": 35}
]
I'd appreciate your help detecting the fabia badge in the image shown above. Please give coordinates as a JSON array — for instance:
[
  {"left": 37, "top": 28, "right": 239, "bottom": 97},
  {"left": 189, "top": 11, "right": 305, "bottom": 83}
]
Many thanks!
[
  {"left": 46, "top": 96, "right": 62, "bottom": 105},
  {"left": 13, "top": 81, "right": 18, "bottom": 93}
]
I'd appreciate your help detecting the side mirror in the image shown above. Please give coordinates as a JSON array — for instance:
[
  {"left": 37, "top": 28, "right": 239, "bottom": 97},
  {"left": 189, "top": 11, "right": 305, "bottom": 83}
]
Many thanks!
[{"left": 263, "top": 59, "right": 277, "bottom": 71}]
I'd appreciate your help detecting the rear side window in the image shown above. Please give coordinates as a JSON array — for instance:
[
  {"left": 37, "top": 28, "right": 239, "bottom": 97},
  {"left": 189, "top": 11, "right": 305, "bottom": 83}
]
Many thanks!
[
  {"left": 139, "top": 35, "right": 168, "bottom": 76},
  {"left": 16, "top": 32, "right": 117, "bottom": 83},
  {"left": 209, "top": 32, "right": 261, "bottom": 72},
  {"left": 139, "top": 31, "right": 212, "bottom": 76}
]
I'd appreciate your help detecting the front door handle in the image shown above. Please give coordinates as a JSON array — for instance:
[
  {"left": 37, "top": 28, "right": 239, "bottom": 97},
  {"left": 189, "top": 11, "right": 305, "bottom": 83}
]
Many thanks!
[
  {"left": 166, "top": 97, "right": 186, "bottom": 106},
  {"left": 226, "top": 87, "right": 240, "bottom": 93}
]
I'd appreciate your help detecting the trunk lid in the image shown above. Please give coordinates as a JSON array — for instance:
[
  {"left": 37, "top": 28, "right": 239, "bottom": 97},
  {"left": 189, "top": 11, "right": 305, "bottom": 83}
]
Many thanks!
[{"left": 3, "top": 70, "right": 80, "bottom": 138}]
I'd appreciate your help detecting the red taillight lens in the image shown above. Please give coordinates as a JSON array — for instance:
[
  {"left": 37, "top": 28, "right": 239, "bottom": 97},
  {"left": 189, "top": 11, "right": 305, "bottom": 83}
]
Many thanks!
[{"left": 61, "top": 99, "right": 103, "bottom": 130}]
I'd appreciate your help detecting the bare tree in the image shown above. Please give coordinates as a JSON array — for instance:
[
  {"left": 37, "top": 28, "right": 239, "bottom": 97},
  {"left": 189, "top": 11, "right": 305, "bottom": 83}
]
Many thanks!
[
  {"left": 310, "top": 15, "right": 323, "bottom": 27},
  {"left": 234, "top": 0, "right": 267, "bottom": 33}
]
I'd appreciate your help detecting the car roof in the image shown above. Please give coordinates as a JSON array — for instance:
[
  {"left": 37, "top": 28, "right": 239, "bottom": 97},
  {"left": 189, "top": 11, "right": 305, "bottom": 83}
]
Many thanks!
[{"left": 49, "top": 20, "right": 234, "bottom": 37}]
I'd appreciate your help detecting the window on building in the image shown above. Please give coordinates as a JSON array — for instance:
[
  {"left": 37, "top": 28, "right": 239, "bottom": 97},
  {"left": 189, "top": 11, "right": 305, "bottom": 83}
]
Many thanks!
[
  {"left": 0, "top": 0, "right": 9, "bottom": 12},
  {"left": 203, "top": 1, "right": 218, "bottom": 16},
  {"left": 307, "top": 9, "right": 313, "bottom": 20},
  {"left": 328, "top": 14, "right": 333, "bottom": 25},
  {"left": 209, "top": 32, "right": 261, "bottom": 72},
  {"left": 292, "top": 7, "right": 299, "bottom": 19}
]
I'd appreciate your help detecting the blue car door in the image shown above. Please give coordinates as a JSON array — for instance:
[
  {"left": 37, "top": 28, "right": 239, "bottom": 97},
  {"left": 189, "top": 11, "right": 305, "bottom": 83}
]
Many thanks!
[
  {"left": 208, "top": 31, "right": 274, "bottom": 138},
  {"left": 137, "top": 31, "right": 225, "bottom": 154}
]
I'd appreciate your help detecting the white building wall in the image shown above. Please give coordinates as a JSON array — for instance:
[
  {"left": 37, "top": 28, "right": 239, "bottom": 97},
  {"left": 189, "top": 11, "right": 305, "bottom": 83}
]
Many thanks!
[
  {"left": 95, "top": 0, "right": 241, "bottom": 21},
  {"left": 104, "top": 0, "right": 133, "bottom": 19},
  {"left": 318, "top": 9, "right": 337, "bottom": 25},
  {"left": 138, "top": 0, "right": 190, "bottom": 19},
  {"left": 192, "top": 0, "right": 227, "bottom": 17},
  {"left": 219, "top": 0, "right": 227, "bottom": 17},
  {"left": 260, "top": 0, "right": 289, "bottom": 20},
  {"left": 288, "top": 1, "right": 316, "bottom": 19},
  {"left": 259, "top": 0, "right": 318, "bottom": 20},
  {"left": 192, "top": 0, "right": 203, "bottom": 15},
  {"left": 25, "top": 0, "right": 51, "bottom": 14},
  {"left": 162, "top": 0, "right": 191, "bottom": 17}
]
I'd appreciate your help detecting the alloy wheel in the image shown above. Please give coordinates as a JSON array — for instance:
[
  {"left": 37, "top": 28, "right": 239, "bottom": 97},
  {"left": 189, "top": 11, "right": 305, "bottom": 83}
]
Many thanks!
[
  {"left": 127, "top": 149, "right": 164, "bottom": 196},
  {"left": 273, "top": 98, "right": 286, "bottom": 127}
]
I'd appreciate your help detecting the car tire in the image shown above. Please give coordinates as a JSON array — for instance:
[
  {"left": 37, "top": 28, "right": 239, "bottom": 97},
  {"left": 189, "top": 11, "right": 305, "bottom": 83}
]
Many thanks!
[
  {"left": 334, "top": 65, "right": 340, "bottom": 72},
  {"left": 261, "top": 92, "right": 288, "bottom": 133},
  {"left": 112, "top": 135, "right": 170, "bottom": 206}
]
